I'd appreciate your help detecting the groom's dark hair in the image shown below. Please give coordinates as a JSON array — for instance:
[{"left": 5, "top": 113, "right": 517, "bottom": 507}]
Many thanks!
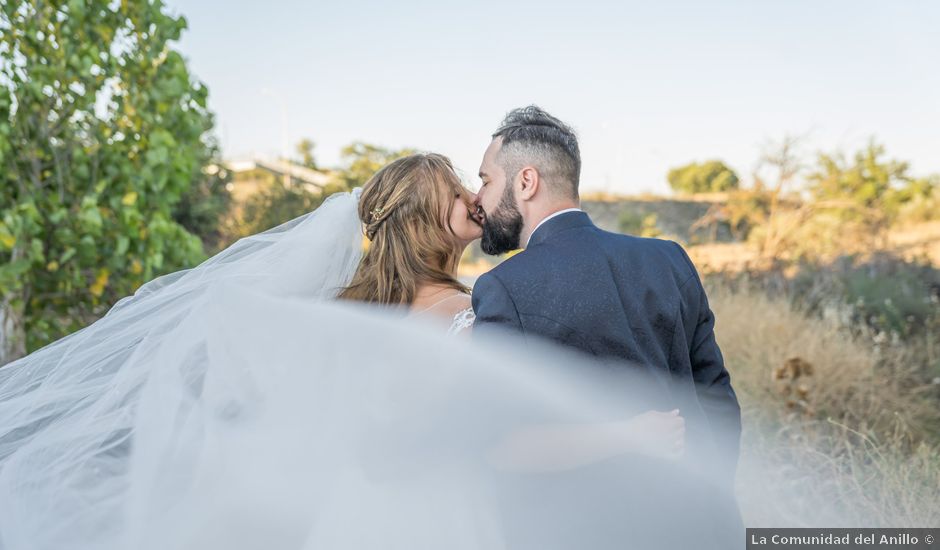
[{"left": 492, "top": 105, "right": 580, "bottom": 200}]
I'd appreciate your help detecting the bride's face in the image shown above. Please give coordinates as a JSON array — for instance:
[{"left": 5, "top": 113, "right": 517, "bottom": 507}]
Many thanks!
[{"left": 447, "top": 187, "right": 484, "bottom": 245}]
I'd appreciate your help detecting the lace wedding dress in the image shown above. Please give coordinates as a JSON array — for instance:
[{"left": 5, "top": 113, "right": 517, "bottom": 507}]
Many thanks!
[
  {"left": 410, "top": 292, "right": 475, "bottom": 336},
  {"left": 448, "top": 306, "right": 476, "bottom": 335}
]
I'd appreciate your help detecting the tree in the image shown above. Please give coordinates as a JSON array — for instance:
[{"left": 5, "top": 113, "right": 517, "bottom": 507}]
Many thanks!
[
  {"left": 894, "top": 175, "right": 939, "bottom": 224},
  {"left": 239, "top": 180, "right": 325, "bottom": 236},
  {"left": 171, "top": 160, "right": 232, "bottom": 253},
  {"left": 808, "top": 141, "right": 912, "bottom": 218},
  {"left": 295, "top": 138, "right": 318, "bottom": 169},
  {"left": 753, "top": 135, "right": 805, "bottom": 260},
  {"left": 236, "top": 141, "right": 417, "bottom": 237},
  {"left": 332, "top": 142, "right": 416, "bottom": 191},
  {"left": 0, "top": 0, "right": 216, "bottom": 363},
  {"left": 667, "top": 160, "right": 739, "bottom": 195},
  {"left": 713, "top": 184, "right": 774, "bottom": 242},
  {"left": 753, "top": 140, "right": 928, "bottom": 262}
]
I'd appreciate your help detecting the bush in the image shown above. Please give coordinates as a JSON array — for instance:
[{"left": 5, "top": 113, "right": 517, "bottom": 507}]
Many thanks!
[
  {"left": 667, "top": 160, "right": 739, "bottom": 194},
  {"left": 618, "top": 211, "right": 661, "bottom": 237},
  {"left": 784, "top": 255, "right": 940, "bottom": 338}
]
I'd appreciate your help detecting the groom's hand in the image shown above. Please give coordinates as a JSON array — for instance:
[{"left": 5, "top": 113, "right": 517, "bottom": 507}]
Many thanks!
[{"left": 619, "top": 409, "right": 686, "bottom": 461}]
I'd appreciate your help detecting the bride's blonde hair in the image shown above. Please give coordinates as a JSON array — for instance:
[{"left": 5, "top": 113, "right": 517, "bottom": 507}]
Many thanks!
[{"left": 337, "top": 153, "right": 471, "bottom": 305}]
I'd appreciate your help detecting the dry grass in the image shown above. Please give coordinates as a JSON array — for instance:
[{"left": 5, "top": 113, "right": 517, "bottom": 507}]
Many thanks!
[
  {"left": 709, "top": 285, "right": 940, "bottom": 527},
  {"left": 688, "top": 242, "right": 757, "bottom": 274},
  {"left": 686, "top": 220, "right": 940, "bottom": 275}
]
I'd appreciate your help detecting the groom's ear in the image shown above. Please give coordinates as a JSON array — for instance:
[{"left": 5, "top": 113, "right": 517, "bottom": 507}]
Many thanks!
[{"left": 518, "top": 166, "right": 539, "bottom": 201}]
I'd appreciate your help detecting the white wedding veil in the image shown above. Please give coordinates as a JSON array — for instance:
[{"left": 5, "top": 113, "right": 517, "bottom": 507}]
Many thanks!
[
  {"left": 0, "top": 187, "right": 746, "bottom": 550},
  {"left": 0, "top": 189, "right": 364, "bottom": 545}
]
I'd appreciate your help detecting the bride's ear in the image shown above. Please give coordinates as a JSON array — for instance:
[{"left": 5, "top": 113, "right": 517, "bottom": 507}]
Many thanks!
[{"left": 518, "top": 166, "right": 539, "bottom": 201}]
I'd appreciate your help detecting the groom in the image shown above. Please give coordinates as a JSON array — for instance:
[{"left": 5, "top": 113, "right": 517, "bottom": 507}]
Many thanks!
[{"left": 471, "top": 105, "right": 743, "bottom": 549}]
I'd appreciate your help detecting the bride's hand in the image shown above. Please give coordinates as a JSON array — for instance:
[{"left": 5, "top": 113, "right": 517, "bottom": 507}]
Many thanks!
[{"left": 618, "top": 409, "right": 685, "bottom": 461}]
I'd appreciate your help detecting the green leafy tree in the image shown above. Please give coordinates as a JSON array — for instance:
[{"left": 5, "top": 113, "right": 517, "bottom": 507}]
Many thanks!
[
  {"left": 233, "top": 141, "right": 416, "bottom": 240},
  {"left": 295, "top": 138, "right": 318, "bottom": 169},
  {"left": 0, "top": 0, "right": 216, "bottom": 363},
  {"left": 894, "top": 175, "right": 939, "bottom": 223},
  {"left": 808, "top": 141, "right": 912, "bottom": 218},
  {"left": 237, "top": 141, "right": 416, "bottom": 237},
  {"left": 667, "top": 160, "right": 740, "bottom": 194},
  {"left": 754, "top": 141, "right": 932, "bottom": 262},
  {"left": 807, "top": 141, "right": 939, "bottom": 225},
  {"left": 171, "top": 161, "right": 232, "bottom": 253},
  {"left": 332, "top": 141, "right": 416, "bottom": 191},
  {"left": 239, "top": 175, "right": 325, "bottom": 236}
]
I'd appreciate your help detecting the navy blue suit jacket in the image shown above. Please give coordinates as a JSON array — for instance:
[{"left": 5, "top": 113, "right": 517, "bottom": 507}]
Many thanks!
[{"left": 471, "top": 210, "right": 741, "bottom": 484}]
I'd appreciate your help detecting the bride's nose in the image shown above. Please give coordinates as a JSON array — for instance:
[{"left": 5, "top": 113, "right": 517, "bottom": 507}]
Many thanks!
[{"left": 464, "top": 191, "right": 478, "bottom": 207}]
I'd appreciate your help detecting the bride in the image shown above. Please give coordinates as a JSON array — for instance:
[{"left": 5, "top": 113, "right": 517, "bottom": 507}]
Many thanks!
[
  {"left": 336, "top": 152, "right": 480, "bottom": 334},
  {"left": 0, "top": 153, "right": 690, "bottom": 550}
]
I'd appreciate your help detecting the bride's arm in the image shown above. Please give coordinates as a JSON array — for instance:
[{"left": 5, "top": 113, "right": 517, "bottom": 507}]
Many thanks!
[{"left": 485, "top": 410, "right": 684, "bottom": 473}]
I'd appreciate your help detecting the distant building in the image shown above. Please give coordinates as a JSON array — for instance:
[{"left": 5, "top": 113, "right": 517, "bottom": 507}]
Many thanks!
[{"left": 219, "top": 157, "right": 332, "bottom": 203}]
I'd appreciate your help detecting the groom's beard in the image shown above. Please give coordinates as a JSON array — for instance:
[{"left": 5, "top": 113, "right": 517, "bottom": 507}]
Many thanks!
[{"left": 480, "top": 185, "right": 524, "bottom": 256}]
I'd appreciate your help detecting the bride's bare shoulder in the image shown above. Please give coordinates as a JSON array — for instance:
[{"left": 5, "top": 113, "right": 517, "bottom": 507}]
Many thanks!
[
  {"left": 408, "top": 292, "right": 474, "bottom": 334},
  {"left": 438, "top": 293, "right": 472, "bottom": 317}
]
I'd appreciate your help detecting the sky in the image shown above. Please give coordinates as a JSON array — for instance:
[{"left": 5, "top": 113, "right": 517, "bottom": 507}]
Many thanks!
[{"left": 165, "top": 0, "right": 940, "bottom": 195}]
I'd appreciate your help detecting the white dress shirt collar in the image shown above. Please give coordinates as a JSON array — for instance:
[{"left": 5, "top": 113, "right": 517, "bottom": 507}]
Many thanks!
[{"left": 524, "top": 208, "right": 583, "bottom": 248}]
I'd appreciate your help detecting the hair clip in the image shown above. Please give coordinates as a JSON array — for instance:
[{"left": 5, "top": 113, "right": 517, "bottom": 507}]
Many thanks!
[{"left": 370, "top": 206, "right": 385, "bottom": 220}]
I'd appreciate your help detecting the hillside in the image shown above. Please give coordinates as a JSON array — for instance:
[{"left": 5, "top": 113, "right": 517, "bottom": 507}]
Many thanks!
[
  {"left": 581, "top": 195, "right": 733, "bottom": 243},
  {"left": 459, "top": 195, "right": 940, "bottom": 276}
]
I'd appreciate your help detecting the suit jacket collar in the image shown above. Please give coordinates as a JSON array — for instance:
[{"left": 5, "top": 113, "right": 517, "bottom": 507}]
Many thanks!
[{"left": 526, "top": 210, "right": 595, "bottom": 248}]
